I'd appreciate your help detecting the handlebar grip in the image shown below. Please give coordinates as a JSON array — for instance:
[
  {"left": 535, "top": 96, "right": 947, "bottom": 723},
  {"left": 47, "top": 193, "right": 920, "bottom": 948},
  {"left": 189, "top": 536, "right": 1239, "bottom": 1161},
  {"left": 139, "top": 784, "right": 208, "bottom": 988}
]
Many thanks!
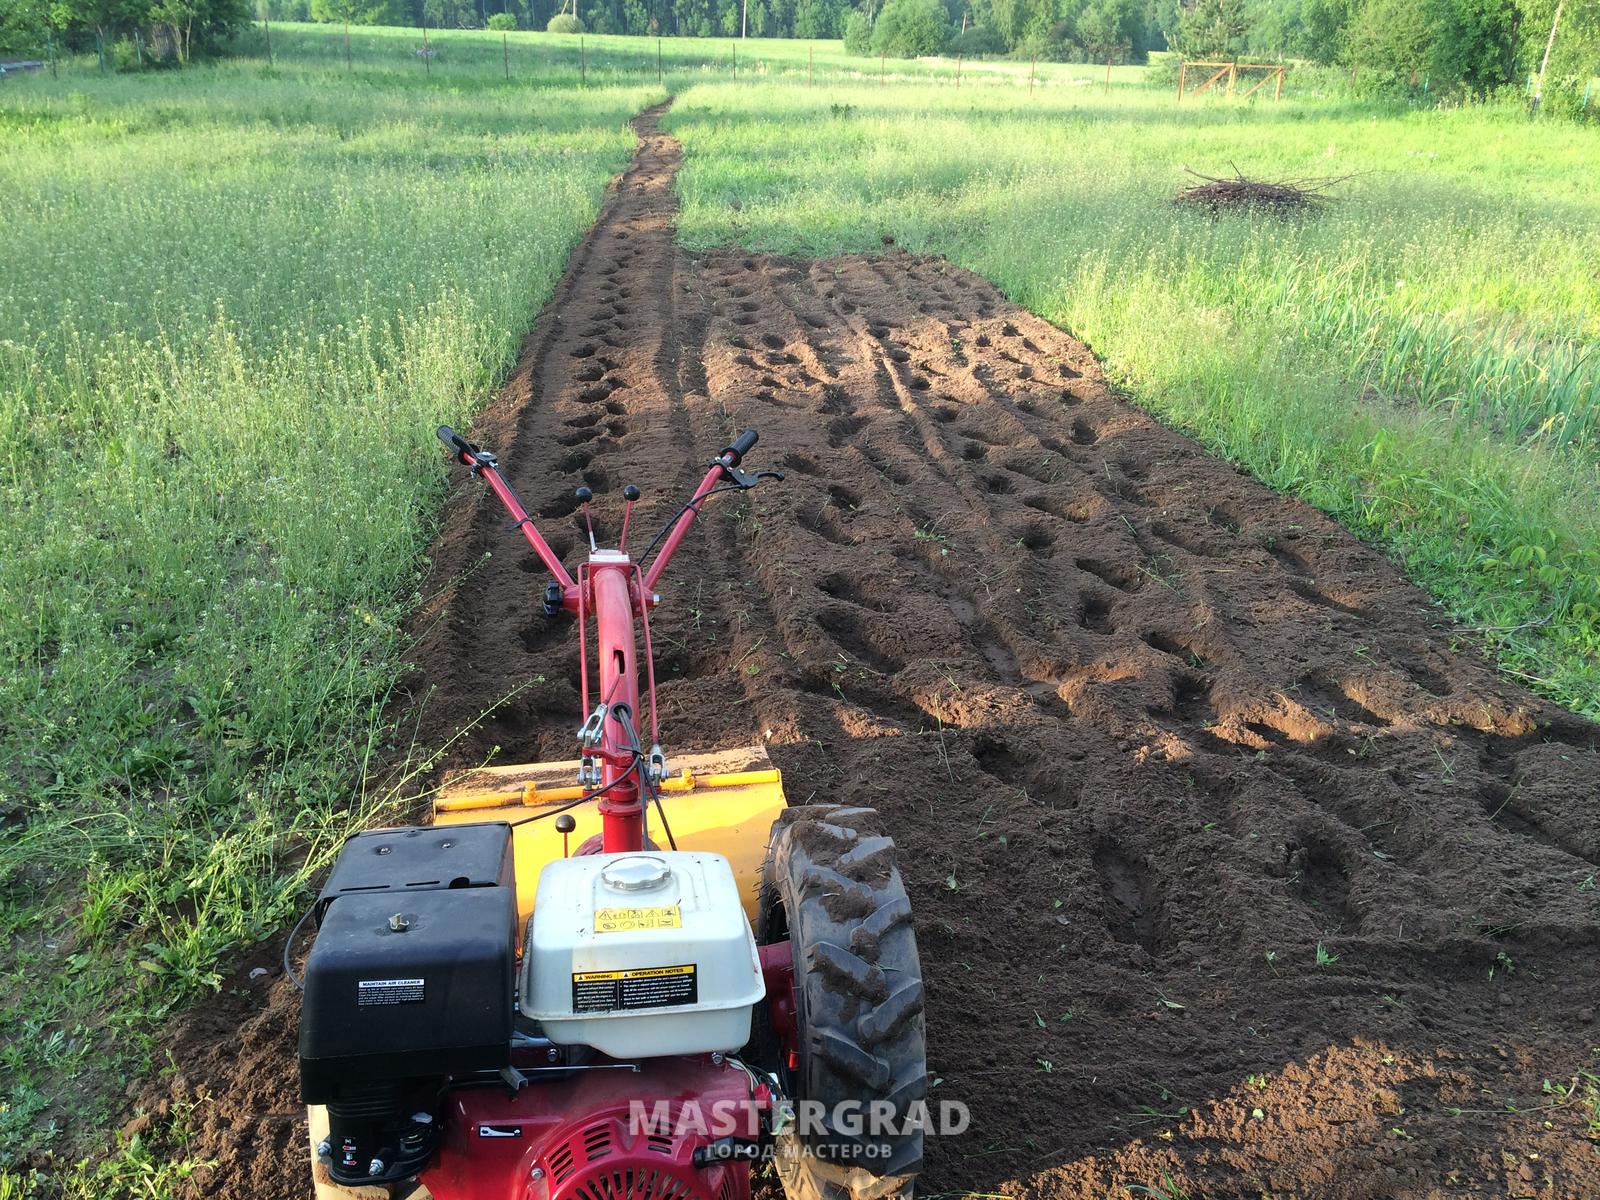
[
  {"left": 723, "top": 429, "right": 759, "bottom": 465},
  {"left": 437, "top": 425, "right": 471, "bottom": 462}
]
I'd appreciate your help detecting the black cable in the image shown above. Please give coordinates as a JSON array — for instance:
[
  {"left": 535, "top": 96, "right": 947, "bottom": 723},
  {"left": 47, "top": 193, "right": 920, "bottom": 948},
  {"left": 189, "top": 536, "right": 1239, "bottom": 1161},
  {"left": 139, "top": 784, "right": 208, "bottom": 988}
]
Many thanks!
[
  {"left": 283, "top": 903, "right": 316, "bottom": 992},
  {"left": 637, "top": 482, "right": 747, "bottom": 573},
  {"left": 616, "top": 704, "right": 678, "bottom": 852},
  {"left": 501, "top": 759, "right": 643, "bottom": 828},
  {"left": 647, "top": 770, "right": 677, "bottom": 852}
]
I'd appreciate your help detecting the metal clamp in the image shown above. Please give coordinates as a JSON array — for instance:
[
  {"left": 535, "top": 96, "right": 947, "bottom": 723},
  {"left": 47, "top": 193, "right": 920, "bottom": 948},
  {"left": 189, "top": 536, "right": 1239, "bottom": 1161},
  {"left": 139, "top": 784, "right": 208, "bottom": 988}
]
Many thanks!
[
  {"left": 576, "top": 704, "right": 609, "bottom": 751},
  {"left": 577, "top": 755, "right": 601, "bottom": 787},
  {"left": 647, "top": 744, "right": 668, "bottom": 784}
]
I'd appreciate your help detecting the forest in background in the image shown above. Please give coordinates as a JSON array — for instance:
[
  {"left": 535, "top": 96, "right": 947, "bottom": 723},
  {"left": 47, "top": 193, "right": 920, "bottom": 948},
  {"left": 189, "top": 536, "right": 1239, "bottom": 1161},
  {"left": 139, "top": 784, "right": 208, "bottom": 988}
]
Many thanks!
[{"left": 4, "top": 0, "right": 1596, "bottom": 104}]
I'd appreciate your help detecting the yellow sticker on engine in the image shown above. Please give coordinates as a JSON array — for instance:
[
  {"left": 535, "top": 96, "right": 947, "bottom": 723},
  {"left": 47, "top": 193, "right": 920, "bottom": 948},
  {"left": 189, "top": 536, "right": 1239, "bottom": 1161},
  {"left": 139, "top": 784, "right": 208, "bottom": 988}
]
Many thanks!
[{"left": 593, "top": 905, "right": 682, "bottom": 933}]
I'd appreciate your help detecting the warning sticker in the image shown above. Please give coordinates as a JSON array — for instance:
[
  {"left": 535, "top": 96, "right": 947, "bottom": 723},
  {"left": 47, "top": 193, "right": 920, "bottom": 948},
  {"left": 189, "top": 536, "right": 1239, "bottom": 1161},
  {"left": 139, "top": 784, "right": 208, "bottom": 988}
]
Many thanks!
[
  {"left": 357, "top": 978, "right": 425, "bottom": 1006},
  {"left": 571, "top": 964, "right": 697, "bottom": 1013},
  {"left": 594, "top": 905, "right": 682, "bottom": 934}
]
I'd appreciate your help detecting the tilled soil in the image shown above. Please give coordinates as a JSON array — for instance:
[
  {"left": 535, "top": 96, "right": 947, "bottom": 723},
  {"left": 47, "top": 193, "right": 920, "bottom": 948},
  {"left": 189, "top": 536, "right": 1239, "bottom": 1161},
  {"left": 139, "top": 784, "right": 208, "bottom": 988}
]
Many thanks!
[{"left": 152, "top": 103, "right": 1600, "bottom": 1200}]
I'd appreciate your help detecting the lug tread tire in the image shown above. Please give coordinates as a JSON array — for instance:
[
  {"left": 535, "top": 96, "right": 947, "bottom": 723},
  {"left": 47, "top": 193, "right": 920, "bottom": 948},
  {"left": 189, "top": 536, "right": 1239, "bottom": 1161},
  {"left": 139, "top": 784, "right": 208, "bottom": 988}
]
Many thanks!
[{"left": 756, "top": 804, "right": 927, "bottom": 1200}]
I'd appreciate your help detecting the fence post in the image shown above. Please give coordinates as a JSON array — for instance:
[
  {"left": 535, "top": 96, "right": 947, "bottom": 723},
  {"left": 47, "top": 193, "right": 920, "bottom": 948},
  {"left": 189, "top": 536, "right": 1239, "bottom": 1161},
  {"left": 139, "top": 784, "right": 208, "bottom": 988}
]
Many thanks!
[
  {"left": 1177, "top": 60, "right": 1186, "bottom": 101},
  {"left": 97, "top": 29, "right": 105, "bottom": 71},
  {"left": 1274, "top": 64, "right": 1283, "bottom": 100},
  {"left": 422, "top": 18, "right": 430, "bottom": 75},
  {"left": 955, "top": 54, "right": 961, "bottom": 89},
  {"left": 135, "top": 28, "right": 144, "bottom": 67},
  {"left": 581, "top": 36, "right": 586, "bottom": 85},
  {"left": 880, "top": 50, "right": 885, "bottom": 87},
  {"left": 1104, "top": 55, "right": 1111, "bottom": 93},
  {"left": 1226, "top": 61, "right": 1236, "bottom": 96},
  {"left": 343, "top": 19, "right": 351, "bottom": 72},
  {"left": 808, "top": 44, "right": 812, "bottom": 86},
  {"left": 1029, "top": 53, "right": 1035, "bottom": 94},
  {"left": 658, "top": 37, "right": 662, "bottom": 84},
  {"left": 48, "top": 33, "right": 57, "bottom": 77},
  {"left": 503, "top": 30, "right": 509, "bottom": 79},
  {"left": 263, "top": 12, "right": 273, "bottom": 64},
  {"left": 732, "top": 41, "right": 736, "bottom": 79}
]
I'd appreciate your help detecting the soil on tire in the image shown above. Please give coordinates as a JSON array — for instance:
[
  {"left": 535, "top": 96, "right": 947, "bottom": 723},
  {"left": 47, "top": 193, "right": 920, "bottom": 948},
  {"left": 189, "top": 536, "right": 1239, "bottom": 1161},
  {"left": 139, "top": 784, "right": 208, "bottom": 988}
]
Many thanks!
[{"left": 146, "top": 102, "right": 1600, "bottom": 1200}]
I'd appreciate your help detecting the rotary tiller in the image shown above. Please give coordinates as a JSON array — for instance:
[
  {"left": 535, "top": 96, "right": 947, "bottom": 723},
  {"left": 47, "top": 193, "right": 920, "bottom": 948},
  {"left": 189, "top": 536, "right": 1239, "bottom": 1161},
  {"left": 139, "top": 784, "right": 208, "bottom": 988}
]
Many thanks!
[{"left": 296, "top": 426, "right": 929, "bottom": 1200}]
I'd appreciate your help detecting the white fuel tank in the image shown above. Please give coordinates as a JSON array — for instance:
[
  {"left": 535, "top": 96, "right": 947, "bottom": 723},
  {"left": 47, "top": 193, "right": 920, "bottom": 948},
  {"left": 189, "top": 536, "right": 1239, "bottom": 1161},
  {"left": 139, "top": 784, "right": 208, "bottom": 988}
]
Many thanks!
[{"left": 522, "top": 851, "right": 765, "bottom": 1058}]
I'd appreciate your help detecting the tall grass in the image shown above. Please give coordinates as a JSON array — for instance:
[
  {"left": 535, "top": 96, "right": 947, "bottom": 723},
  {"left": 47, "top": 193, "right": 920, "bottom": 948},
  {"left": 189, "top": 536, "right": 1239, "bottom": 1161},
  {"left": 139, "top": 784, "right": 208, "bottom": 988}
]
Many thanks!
[
  {"left": 0, "top": 61, "right": 658, "bottom": 1168},
  {"left": 668, "top": 83, "right": 1600, "bottom": 715}
]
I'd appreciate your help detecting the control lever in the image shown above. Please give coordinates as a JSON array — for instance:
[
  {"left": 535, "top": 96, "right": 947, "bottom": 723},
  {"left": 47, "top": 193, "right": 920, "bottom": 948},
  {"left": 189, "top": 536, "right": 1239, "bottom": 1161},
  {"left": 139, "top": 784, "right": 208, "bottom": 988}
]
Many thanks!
[{"left": 713, "top": 459, "right": 785, "bottom": 490}]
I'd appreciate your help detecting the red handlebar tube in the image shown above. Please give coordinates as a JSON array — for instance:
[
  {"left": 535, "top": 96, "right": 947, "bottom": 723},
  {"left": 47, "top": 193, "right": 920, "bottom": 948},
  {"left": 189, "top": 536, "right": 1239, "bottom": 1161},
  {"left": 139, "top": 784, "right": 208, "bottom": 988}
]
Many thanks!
[
  {"left": 454, "top": 447, "right": 577, "bottom": 593},
  {"left": 643, "top": 461, "right": 728, "bottom": 594},
  {"left": 591, "top": 563, "right": 645, "bottom": 852},
  {"left": 440, "top": 424, "right": 763, "bottom": 857}
]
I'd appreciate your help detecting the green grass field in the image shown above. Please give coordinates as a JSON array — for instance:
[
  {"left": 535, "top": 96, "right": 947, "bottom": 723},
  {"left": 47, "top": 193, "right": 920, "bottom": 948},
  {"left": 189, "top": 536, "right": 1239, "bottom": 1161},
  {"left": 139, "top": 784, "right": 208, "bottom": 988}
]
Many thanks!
[
  {"left": 0, "top": 55, "right": 658, "bottom": 1183},
  {"left": 1, "top": 22, "right": 1597, "bottom": 1194}
]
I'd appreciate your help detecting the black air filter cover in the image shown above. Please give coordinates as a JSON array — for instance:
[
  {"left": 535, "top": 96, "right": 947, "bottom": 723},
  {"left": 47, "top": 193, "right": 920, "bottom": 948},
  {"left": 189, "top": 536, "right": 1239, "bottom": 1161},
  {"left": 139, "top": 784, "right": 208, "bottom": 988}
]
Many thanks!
[
  {"left": 298, "top": 885, "right": 515, "bottom": 1102},
  {"left": 314, "top": 823, "right": 513, "bottom": 920},
  {"left": 299, "top": 822, "right": 516, "bottom": 1104}
]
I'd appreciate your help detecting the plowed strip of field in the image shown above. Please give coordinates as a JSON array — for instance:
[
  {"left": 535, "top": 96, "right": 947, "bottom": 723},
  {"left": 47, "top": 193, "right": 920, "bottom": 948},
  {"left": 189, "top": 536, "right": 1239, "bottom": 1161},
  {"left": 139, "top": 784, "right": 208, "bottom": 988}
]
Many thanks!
[{"left": 154, "top": 102, "right": 1600, "bottom": 1200}]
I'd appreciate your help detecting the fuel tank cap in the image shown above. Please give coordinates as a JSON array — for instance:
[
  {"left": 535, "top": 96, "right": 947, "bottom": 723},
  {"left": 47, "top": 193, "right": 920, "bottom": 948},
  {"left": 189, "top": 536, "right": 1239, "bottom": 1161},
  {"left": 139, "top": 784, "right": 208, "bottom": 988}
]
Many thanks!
[{"left": 601, "top": 855, "right": 672, "bottom": 893}]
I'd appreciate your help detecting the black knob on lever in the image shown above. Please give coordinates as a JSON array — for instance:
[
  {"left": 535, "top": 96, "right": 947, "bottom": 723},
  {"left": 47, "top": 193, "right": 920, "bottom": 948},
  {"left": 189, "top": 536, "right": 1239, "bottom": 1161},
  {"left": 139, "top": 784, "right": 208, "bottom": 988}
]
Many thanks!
[
  {"left": 623, "top": 485, "right": 641, "bottom": 502},
  {"left": 575, "top": 486, "right": 594, "bottom": 504}
]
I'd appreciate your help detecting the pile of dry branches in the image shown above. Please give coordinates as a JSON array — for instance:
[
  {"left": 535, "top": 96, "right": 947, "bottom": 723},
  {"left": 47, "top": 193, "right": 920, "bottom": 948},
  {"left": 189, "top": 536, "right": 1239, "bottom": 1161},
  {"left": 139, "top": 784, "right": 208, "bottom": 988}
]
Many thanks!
[{"left": 1174, "top": 166, "right": 1350, "bottom": 214}]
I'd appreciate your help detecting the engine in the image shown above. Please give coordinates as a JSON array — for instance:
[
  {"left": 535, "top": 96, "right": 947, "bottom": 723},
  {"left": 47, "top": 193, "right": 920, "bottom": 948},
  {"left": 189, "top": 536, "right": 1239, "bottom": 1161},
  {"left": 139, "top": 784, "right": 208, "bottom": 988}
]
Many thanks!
[{"left": 298, "top": 823, "right": 773, "bottom": 1200}]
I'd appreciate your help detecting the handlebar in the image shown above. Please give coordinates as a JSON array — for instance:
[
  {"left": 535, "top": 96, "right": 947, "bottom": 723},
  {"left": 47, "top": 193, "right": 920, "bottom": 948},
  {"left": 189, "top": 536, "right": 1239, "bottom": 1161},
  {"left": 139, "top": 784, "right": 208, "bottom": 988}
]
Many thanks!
[
  {"left": 437, "top": 424, "right": 479, "bottom": 466},
  {"left": 722, "top": 429, "right": 759, "bottom": 466},
  {"left": 437, "top": 420, "right": 776, "bottom": 601},
  {"left": 434, "top": 423, "right": 572, "bottom": 589}
]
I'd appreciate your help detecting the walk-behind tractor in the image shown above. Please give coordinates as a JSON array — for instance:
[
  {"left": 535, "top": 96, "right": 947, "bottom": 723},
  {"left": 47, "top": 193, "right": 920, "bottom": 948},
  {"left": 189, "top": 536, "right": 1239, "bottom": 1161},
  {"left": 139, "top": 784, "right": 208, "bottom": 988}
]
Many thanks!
[{"left": 296, "top": 427, "right": 928, "bottom": 1200}]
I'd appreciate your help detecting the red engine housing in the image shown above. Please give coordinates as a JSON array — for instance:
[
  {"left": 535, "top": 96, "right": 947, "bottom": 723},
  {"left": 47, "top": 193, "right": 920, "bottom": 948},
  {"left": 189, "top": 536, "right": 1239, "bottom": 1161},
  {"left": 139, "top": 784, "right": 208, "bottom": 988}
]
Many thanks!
[{"left": 420, "top": 1056, "right": 767, "bottom": 1200}]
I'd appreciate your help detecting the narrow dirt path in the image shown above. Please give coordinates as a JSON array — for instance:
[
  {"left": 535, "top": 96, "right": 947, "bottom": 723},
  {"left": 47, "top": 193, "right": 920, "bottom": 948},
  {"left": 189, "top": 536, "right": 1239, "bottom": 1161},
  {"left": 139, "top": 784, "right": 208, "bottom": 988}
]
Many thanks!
[{"left": 158, "top": 104, "right": 1600, "bottom": 1200}]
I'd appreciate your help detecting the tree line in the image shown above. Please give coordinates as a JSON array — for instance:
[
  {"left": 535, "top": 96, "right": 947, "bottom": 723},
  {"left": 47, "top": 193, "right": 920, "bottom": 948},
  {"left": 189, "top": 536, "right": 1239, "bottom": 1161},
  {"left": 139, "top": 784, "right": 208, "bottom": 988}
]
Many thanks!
[{"left": 2, "top": 0, "right": 1594, "bottom": 109}]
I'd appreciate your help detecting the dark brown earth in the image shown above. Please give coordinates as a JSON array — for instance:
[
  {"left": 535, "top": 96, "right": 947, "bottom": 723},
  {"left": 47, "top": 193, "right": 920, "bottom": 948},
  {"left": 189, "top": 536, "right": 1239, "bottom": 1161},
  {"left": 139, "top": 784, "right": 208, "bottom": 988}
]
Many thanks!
[{"left": 148, "top": 103, "right": 1600, "bottom": 1200}]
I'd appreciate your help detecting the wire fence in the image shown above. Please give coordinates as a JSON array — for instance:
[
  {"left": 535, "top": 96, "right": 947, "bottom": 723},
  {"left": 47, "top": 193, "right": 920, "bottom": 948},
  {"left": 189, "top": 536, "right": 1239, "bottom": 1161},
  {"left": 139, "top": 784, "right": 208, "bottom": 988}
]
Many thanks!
[
  {"left": 5, "top": 30, "right": 1597, "bottom": 119},
  {"left": 0, "top": 26, "right": 1215, "bottom": 97}
]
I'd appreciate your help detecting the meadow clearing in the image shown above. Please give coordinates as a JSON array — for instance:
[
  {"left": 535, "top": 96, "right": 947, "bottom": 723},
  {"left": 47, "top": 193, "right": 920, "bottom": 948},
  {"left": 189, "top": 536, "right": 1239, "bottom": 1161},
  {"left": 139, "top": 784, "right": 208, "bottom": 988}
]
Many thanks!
[{"left": 1, "top": 24, "right": 1597, "bottom": 1197}]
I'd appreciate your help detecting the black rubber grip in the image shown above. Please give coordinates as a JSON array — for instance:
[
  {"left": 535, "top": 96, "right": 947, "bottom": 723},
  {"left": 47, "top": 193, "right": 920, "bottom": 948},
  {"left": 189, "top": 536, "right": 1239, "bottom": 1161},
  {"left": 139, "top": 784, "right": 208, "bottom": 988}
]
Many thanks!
[
  {"left": 724, "top": 429, "right": 759, "bottom": 464},
  {"left": 437, "top": 425, "right": 471, "bottom": 462}
]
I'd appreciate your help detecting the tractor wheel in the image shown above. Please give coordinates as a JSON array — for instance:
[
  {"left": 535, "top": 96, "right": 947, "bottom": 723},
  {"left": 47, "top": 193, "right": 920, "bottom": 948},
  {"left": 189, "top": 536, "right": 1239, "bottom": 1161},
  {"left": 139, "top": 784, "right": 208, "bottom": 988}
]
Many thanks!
[{"left": 756, "top": 804, "right": 927, "bottom": 1200}]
